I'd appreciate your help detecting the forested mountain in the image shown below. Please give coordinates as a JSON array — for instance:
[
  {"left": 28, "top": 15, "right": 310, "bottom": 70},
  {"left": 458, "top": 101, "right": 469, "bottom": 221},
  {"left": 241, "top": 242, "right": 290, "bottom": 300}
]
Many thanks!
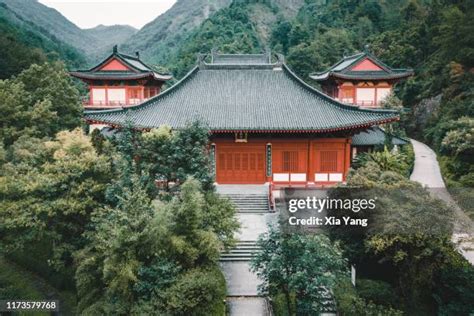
[
  {"left": 0, "top": 0, "right": 136, "bottom": 64},
  {"left": 0, "top": 2, "right": 86, "bottom": 79},
  {"left": 120, "top": 0, "right": 233, "bottom": 65},
  {"left": 120, "top": 0, "right": 306, "bottom": 73},
  {"left": 0, "top": 0, "right": 92, "bottom": 56},
  {"left": 84, "top": 24, "right": 137, "bottom": 60},
  {"left": 158, "top": 0, "right": 305, "bottom": 78}
]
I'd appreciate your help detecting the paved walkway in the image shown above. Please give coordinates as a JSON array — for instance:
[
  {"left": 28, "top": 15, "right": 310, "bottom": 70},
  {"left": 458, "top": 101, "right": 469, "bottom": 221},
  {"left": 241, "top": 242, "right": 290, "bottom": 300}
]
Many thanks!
[
  {"left": 226, "top": 297, "right": 268, "bottom": 316},
  {"left": 216, "top": 184, "right": 269, "bottom": 195},
  {"left": 217, "top": 185, "right": 276, "bottom": 315},
  {"left": 410, "top": 139, "right": 474, "bottom": 264}
]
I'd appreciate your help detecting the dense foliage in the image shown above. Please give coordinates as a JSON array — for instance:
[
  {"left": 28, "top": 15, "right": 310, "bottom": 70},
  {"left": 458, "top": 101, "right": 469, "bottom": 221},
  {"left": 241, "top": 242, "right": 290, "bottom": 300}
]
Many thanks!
[
  {"left": 0, "top": 129, "right": 113, "bottom": 268},
  {"left": 75, "top": 176, "right": 230, "bottom": 315},
  {"left": 0, "top": 62, "right": 82, "bottom": 146},
  {"left": 169, "top": 2, "right": 263, "bottom": 78},
  {"left": 327, "top": 156, "right": 474, "bottom": 314},
  {"left": 0, "top": 65, "right": 237, "bottom": 314},
  {"left": 251, "top": 227, "right": 348, "bottom": 315},
  {"left": 0, "top": 3, "right": 86, "bottom": 79}
]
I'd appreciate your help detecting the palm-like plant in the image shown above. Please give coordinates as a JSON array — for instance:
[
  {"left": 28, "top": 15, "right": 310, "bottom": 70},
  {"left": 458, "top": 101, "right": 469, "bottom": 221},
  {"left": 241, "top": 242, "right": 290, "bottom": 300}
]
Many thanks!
[{"left": 354, "top": 146, "right": 410, "bottom": 177}]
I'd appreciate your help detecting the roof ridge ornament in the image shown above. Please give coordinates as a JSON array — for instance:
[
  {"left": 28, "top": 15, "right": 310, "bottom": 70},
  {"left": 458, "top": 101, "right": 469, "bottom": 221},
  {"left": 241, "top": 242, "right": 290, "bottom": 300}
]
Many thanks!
[
  {"left": 113, "top": 44, "right": 118, "bottom": 54},
  {"left": 197, "top": 53, "right": 206, "bottom": 69},
  {"left": 363, "top": 44, "right": 370, "bottom": 53},
  {"left": 265, "top": 47, "right": 271, "bottom": 63},
  {"left": 211, "top": 48, "right": 217, "bottom": 63}
]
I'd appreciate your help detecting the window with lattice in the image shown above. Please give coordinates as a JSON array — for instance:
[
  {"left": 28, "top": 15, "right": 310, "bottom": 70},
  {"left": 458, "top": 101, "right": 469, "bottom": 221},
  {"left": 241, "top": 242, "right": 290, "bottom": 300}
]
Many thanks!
[
  {"left": 282, "top": 151, "right": 298, "bottom": 172},
  {"left": 320, "top": 151, "right": 338, "bottom": 172}
]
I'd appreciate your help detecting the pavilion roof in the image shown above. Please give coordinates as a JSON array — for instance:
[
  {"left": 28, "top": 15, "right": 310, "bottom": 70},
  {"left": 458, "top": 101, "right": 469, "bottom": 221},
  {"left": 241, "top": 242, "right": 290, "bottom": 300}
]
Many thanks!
[
  {"left": 310, "top": 51, "right": 413, "bottom": 82},
  {"left": 84, "top": 53, "right": 400, "bottom": 132},
  {"left": 70, "top": 47, "right": 172, "bottom": 81},
  {"left": 352, "top": 126, "right": 409, "bottom": 146}
]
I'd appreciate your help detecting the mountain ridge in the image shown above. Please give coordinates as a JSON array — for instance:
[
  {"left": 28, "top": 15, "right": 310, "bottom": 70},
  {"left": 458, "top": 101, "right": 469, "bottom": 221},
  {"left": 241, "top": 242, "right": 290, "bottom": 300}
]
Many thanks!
[{"left": 0, "top": 0, "right": 137, "bottom": 64}]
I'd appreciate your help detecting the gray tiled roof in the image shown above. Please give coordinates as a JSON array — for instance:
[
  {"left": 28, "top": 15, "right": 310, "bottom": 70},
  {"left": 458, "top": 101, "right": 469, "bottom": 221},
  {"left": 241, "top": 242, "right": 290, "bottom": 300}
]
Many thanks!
[
  {"left": 352, "top": 126, "right": 408, "bottom": 146},
  {"left": 70, "top": 49, "right": 172, "bottom": 81},
  {"left": 85, "top": 56, "right": 399, "bottom": 132},
  {"left": 310, "top": 52, "right": 413, "bottom": 81},
  {"left": 212, "top": 53, "right": 271, "bottom": 65}
]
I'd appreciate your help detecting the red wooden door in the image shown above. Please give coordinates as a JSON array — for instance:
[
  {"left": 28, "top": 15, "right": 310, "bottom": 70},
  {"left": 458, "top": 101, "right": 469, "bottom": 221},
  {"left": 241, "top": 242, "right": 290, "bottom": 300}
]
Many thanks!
[{"left": 216, "top": 145, "right": 266, "bottom": 184}]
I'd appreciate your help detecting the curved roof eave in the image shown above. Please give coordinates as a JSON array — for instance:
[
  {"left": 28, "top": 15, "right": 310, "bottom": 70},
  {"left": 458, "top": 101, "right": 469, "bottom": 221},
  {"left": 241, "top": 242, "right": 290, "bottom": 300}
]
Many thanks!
[{"left": 84, "top": 61, "right": 400, "bottom": 131}]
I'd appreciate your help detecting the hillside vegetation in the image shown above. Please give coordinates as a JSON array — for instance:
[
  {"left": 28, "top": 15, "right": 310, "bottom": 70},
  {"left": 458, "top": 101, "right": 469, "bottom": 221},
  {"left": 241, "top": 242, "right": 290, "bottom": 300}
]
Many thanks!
[
  {"left": 0, "top": 2, "right": 86, "bottom": 78},
  {"left": 0, "top": 0, "right": 136, "bottom": 64},
  {"left": 121, "top": 0, "right": 233, "bottom": 65}
]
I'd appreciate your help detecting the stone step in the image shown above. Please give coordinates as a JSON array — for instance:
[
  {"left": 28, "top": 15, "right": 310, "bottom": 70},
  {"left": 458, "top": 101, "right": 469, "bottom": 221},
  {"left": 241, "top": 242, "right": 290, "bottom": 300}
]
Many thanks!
[
  {"left": 234, "top": 207, "right": 268, "bottom": 210},
  {"left": 222, "top": 193, "right": 270, "bottom": 214},
  {"left": 231, "top": 243, "right": 259, "bottom": 247},
  {"left": 228, "top": 197, "right": 268, "bottom": 200},
  {"left": 220, "top": 257, "right": 253, "bottom": 262},
  {"left": 232, "top": 201, "right": 268, "bottom": 204},
  {"left": 232, "top": 202, "right": 268, "bottom": 205},
  {"left": 224, "top": 249, "right": 260, "bottom": 253},
  {"left": 220, "top": 240, "right": 261, "bottom": 262},
  {"left": 226, "top": 198, "right": 268, "bottom": 201},
  {"left": 224, "top": 194, "right": 268, "bottom": 196}
]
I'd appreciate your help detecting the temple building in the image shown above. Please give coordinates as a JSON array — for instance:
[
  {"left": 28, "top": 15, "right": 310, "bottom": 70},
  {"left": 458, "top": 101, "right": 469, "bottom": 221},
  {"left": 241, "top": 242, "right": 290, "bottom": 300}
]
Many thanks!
[
  {"left": 84, "top": 53, "right": 400, "bottom": 186},
  {"left": 310, "top": 50, "right": 413, "bottom": 108},
  {"left": 311, "top": 50, "right": 412, "bottom": 153},
  {"left": 70, "top": 46, "right": 171, "bottom": 109}
]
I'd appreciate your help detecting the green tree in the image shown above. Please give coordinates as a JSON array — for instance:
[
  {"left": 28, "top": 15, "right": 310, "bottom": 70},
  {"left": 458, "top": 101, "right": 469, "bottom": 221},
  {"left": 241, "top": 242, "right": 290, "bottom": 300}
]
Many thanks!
[
  {"left": 0, "top": 62, "right": 81, "bottom": 146},
  {"left": 75, "top": 177, "right": 235, "bottom": 315},
  {"left": 0, "top": 129, "right": 112, "bottom": 269},
  {"left": 75, "top": 175, "right": 160, "bottom": 315},
  {"left": 251, "top": 227, "right": 348, "bottom": 315},
  {"left": 153, "top": 178, "right": 238, "bottom": 268},
  {"left": 329, "top": 162, "right": 456, "bottom": 313}
]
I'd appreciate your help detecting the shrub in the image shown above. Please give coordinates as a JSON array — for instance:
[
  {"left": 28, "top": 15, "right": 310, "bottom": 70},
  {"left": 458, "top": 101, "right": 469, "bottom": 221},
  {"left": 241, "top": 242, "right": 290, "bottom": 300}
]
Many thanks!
[
  {"left": 434, "top": 259, "right": 474, "bottom": 315},
  {"left": 334, "top": 280, "right": 403, "bottom": 316},
  {"left": 163, "top": 266, "right": 226, "bottom": 316},
  {"left": 354, "top": 146, "right": 410, "bottom": 177},
  {"left": 356, "top": 279, "right": 398, "bottom": 307}
]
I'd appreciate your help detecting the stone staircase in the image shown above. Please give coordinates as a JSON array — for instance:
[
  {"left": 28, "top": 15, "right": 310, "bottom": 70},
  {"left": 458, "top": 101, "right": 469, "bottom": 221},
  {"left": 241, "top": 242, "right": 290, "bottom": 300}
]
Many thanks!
[
  {"left": 220, "top": 241, "right": 261, "bottom": 262},
  {"left": 225, "top": 194, "right": 269, "bottom": 213},
  {"left": 217, "top": 186, "right": 274, "bottom": 315}
]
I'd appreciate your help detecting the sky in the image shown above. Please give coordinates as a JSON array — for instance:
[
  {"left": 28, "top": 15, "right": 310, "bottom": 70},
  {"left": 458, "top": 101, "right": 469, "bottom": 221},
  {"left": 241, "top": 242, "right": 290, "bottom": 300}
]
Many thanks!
[{"left": 39, "top": 0, "right": 177, "bottom": 29}]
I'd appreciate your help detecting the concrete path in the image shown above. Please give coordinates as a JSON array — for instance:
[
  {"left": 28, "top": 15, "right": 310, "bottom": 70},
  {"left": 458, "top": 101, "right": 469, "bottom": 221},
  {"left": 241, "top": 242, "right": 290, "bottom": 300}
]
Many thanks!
[
  {"left": 410, "top": 139, "right": 446, "bottom": 188},
  {"left": 220, "top": 261, "right": 262, "bottom": 296},
  {"left": 236, "top": 213, "right": 277, "bottom": 241},
  {"left": 226, "top": 297, "right": 268, "bottom": 316},
  {"left": 410, "top": 139, "right": 474, "bottom": 264},
  {"left": 217, "top": 184, "right": 276, "bottom": 315}
]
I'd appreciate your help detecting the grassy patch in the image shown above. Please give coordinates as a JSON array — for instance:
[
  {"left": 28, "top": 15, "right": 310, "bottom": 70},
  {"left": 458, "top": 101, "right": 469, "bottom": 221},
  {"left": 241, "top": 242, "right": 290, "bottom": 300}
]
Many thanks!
[
  {"left": 0, "top": 257, "right": 49, "bottom": 316},
  {"left": 0, "top": 257, "right": 76, "bottom": 315},
  {"left": 448, "top": 186, "right": 474, "bottom": 221}
]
